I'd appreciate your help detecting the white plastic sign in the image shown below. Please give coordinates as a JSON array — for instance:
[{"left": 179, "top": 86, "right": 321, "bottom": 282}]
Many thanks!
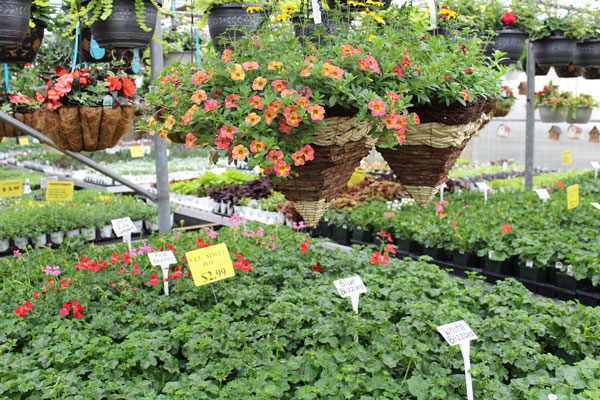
[
  {"left": 592, "top": 161, "right": 600, "bottom": 179},
  {"left": 591, "top": 202, "right": 600, "bottom": 211},
  {"left": 333, "top": 275, "right": 367, "bottom": 314},
  {"left": 440, "top": 183, "right": 447, "bottom": 202},
  {"left": 148, "top": 251, "right": 177, "bottom": 296},
  {"left": 437, "top": 320, "right": 477, "bottom": 400},
  {"left": 535, "top": 189, "right": 550, "bottom": 202},
  {"left": 476, "top": 182, "right": 491, "bottom": 203},
  {"left": 311, "top": 0, "right": 322, "bottom": 24},
  {"left": 111, "top": 217, "right": 136, "bottom": 252}
]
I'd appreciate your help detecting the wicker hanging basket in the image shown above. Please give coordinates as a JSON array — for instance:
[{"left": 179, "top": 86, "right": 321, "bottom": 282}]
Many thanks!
[
  {"left": 0, "top": 112, "right": 42, "bottom": 137},
  {"left": 35, "top": 106, "right": 133, "bottom": 152},
  {"left": 377, "top": 99, "right": 494, "bottom": 207},
  {"left": 276, "top": 116, "right": 371, "bottom": 227}
]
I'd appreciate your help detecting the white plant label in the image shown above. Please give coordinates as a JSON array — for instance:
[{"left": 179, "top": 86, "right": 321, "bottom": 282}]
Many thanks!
[
  {"left": 592, "top": 162, "right": 600, "bottom": 179},
  {"left": 476, "top": 182, "right": 491, "bottom": 203},
  {"left": 437, "top": 320, "right": 477, "bottom": 400},
  {"left": 440, "top": 183, "right": 447, "bottom": 202},
  {"left": 535, "top": 189, "right": 550, "bottom": 202},
  {"left": 310, "top": 0, "right": 322, "bottom": 24},
  {"left": 40, "top": 176, "right": 58, "bottom": 189},
  {"left": 334, "top": 275, "right": 367, "bottom": 314},
  {"left": 148, "top": 251, "right": 177, "bottom": 296},
  {"left": 111, "top": 217, "right": 136, "bottom": 252},
  {"left": 591, "top": 202, "right": 600, "bottom": 211}
]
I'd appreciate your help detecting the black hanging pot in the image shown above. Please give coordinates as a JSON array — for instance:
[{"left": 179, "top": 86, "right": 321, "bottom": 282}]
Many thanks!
[
  {"left": 207, "top": 3, "right": 266, "bottom": 51},
  {"left": 553, "top": 63, "right": 583, "bottom": 78},
  {"left": 484, "top": 28, "right": 527, "bottom": 65},
  {"left": 573, "top": 39, "right": 600, "bottom": 67},
  {"left": 532, "top": 35, "right": 577, "bottom": 66},
  {"left": 522, "top": 59, "right": 551, "bottom": 75},
  {"left": 80, "top": 27, "right": 136, "bottom": 66},
  {"left": 0, "top": 0, "right": 32, "bottom": 45},
  {"left": 0, "top": 20, "right": 45, "bottom": 64},
  {"left": 291, "top": 13, "right": 343, "bottom": 46},
  {"left": 88, "top": 0, "right": 158, "bottom": 49},
  {"left": 584, "top": 66, "right": 600, "bottom": 79}
]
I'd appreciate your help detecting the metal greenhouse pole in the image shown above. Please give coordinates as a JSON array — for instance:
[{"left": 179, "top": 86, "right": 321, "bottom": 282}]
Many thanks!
[
  {"left": 150, "top": 16, "right": 172, "bottom": 233},
  {"left": 524, "top": 40, "right": 535, "bottom": 191}
]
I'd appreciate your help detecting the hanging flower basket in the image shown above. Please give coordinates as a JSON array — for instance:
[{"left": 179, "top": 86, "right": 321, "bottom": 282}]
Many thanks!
[
  {"left": 87, "top": 0, "right": 158, "bottom": 49},
  {"left": 554, "top": 63, "right": 583, "bottom": 78},
  {"left": 566, "top": 106, "right": 593, "bottom": 124},
  {"left": 573, "top": 39, "right": 600, "bottom": 67},
  {"left": 538, "top": 105, "right": 567, "bottom": 123},
  {"left": 583, "top": 67, "right": 600, "bottom": 79},
  {"left": 484, "top": 29, "right": 527, "bottom": 65},
  {"left": 0, "top": 112, "right": 41, "bottom": 138},
  {"left": 0, "top": 0, "right": 32, "bottom": 45},
  {"left": 493, "top": 101, "right": 511, "bottom": 118},
  {"left": 376, "top": 98, "right": 494, "bottom": 207},
  {"left": 36, "top": 106, "right": 133, "bottom": 152},
  {"left": 207, "top": 3, "right": 267, "bottom": 51},
  {"left": 80, "top": 27, "right": 138, "bottom": 72},
  {"left": 275, "top": 116, "right": 371, "bottom": 227},
  {"left": 0, "top": 20, "right": 45, "bottom": 64},
  {"left": 532, "top": 36, "right": 577, "bottom": 67}
]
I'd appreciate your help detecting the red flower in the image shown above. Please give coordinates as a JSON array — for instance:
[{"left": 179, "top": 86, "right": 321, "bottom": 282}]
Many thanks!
[
  {"left": 463, "top": 69, "right": 473, "bottom": 74},
  {"left": 502, "top": 12, "right": 516, "bottom": 25},
  {"left": 312, "top": 262, "right": 323, "bottom": 273},
  {"left": 107, "top": 76, "right": 122, "bottom": 91},
  {"left": 501, "top": 223, "right": 512, "bottom": 234},
  {"left": 121, "top": 77, "right": 136, "bottom": 97},
  {"left": 32, "top": 291, "right": 39, "bottom": 300},
  {"left": 556, "top": 182, "right": 565, "bottom": 189},
  {"left": 148, "top": 274, "right": 160, "bottom": 285},
  {"left": 378, "top": 231, "right": 393, "bottom": 243},
  {"left": 233, "top": 253, "right": 254, "bottom": 272},
  {"left": 300, "top": 238, "right": 310, "bottom": 253},
  {"left": 444, "top": 76, "right": 450, "bottom": 82},
  {"left": 369, "top": 252, "right": 389, "bottom": 266},
  {"left": 452, "top": 221, "right": 457, "bottom": 230},
  {"left": 59, "top": 308, "right": 70, "bottom": 316}
]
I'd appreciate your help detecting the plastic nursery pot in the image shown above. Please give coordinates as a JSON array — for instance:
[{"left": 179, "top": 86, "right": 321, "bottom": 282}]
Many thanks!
[
  {"left": 0, "top": 238, "right": 10, "bottom": 252},
  {"left": 483, "top": 257, "right": 514, "bottom": 276},
  {"left": 80, "top": 227, "right": 96, "bottom": 242},
  {"left": 553, "top": 63, "right": 583, "bottom": 78},
  {"left": 0, "top": 0, "right": 32, "bottom": 45},
  {"left": 207, "top": 3, "right": 266, "bottom": 51},
  {"left": 133, "top": 220, "right": 143, "bottom": 233},
  {"left": 50, "top": 231, "right": 64, "bottom": 244},
  {"left": 532, "top": 36, "right": 577, "bottom": 66},
  {"left": 99, "top": 225, "right": 115, "bottom": 239},
  {"left": 318, "top": 219, "right": 332, "bottom": 238},
  {"left": 572, "top": 39, "right": 600, "bottom": 67},
  {"left": 452, "top": 252, "right": 481, "bottom": 268},
  {"left": 88, "top": 0, "right": 158, "bottom": 49},
  {"left": 12, "top": 236, "right": 29, "bottom": 249},
  {"left": 0, "top": 20, "right": 46, "bottom": 64},
  {"left": 566, "top": 106, "right": 593, "bottom": 124},
  {"left": 555, "top": 273, "right": 588, "bottom": 291},
  {"left": 423, "top": 246, "right": 447, "bottom": 261},
  {"left": 351, "top": 228, "right": 373, "bottom": 244},
  {"left": 333, "top": 225, "right": 351, "bottom": 246},
  {"left": 538, "top": 105, "right": 567, "bottom": 123},
  {"left": 32, "top": 233, "right": 47, "bottom": 248},
  {"left": 484, "top": 28, "right": 527, "bottom": 65},
  {"left": 517, "top": 265, "right": 548, "bottom": 283},
  {"left": 396, "top": 238, "right": 423, "bottom": 253}
]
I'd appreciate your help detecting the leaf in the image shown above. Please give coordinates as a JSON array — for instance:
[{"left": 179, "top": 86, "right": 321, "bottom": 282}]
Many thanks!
[{"left": 407, "top": 375, "right": 429, "bottom": 399}]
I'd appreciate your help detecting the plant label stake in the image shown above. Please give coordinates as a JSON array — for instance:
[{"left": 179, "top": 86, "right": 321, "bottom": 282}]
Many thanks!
[
  {"left": 591, "top": 161, "right": 600, "bottom": 179},
  {"left": 475, "top": 182, "right": 490, "bottom": 204},
  {"left": 148, "top": 251, "right": 177, "bottom": 296},
  {"left": 311, "top": 0, "right": 322, "bottom": 24},
  {"left": 186, "top": 243, "right": 235, "bottom": 304},
  {"left": 0, "top": 180, "right": 22, "bottom": 199},
  {"left": 562, "top": 150, "right": 572, "bottom": 166},
  {"left": 89, "top": 35, "right": 106, "bottom": 60},
  {"left": 129, "top": 145, "right": 144, "bottom": 158},
  {"left": 567, "top": 184, "right": 579, "bottom": 210},
  {"left": 591, "top": 202, "right": 600, "bottom": 211},
  {"left": 535, "top": 189, "right": 550, "bottom": 203},
  {"left": 437, "top": 320, "right": 478, "bottom": 400},
  {"left": 440, "top": 183, "right": 447, "bottom": 202},
  {"left": 111, "top": 217, "right": 136, "bottom": 252},
  {"left": 334, "top": 276, "right": 367, "bottom": 342},
  {"left": 46, "top": 181, "right": 74, "bottom": 202}
]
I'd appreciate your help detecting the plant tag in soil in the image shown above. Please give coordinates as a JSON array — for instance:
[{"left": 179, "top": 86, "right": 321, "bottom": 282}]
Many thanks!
[
  {"left": 475, "top": 182, "right": 490, "bottom": 192},
  {"left": 111, "top": 217, "right": 136, "bottom": 237},
  {"left": 437, "top": 320, "right": 477, "bottom": 346},
  {"left": 591, "top": 202, "right": 600, "bottom": 211},
  {"left": 89, "top": 36, "right": 106, "bottom": 60},
  {"left": 526, "top": 260, "right": 534, "bottom": 268},
  {"left": 1, "top": 137, "right": 8, "bottom": 142},
  {"left": 535, "top": 189, "right": 550, "bottom": 202},
  {"left": 103, "top": 95, "right": 114, "bottom": 108},
  {"left": 591, "top": 161, "right": 600, "bottom": 169},
  {"left": 347, "top": 169, "right": 366, "bottom": 188},
  {"left": 45, "top": 181, "right": 74, "bottom": 202},
  {"left": 334, "top": 275, "right": 367, "bottom": 314},
  {"left": 567, "top": 184, "right": 579, "bottom": 209},
  {"left": 18, "top": 137, "right": 29, "bottom": 146},
  {"left": 187, "top": 243, "right": 235, "bottom": 287},
  {"left": 562, "top": 150, "right": 572, "bottom": 166},
  {"left": 148, "top": 251, "right": 177, "bottom": 267},
  {"left": 129, "top": 145, "right": 144, "bottom": 158},
  {"left": 40, "top": 176, "right": 58, "bottom": 189},
  {"left": 0, "top": 179, "right": 22, "bottom": 198}
]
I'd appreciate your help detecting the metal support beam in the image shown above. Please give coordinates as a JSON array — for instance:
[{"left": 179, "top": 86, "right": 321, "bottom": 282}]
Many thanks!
[
  {"left": 0, "top": 111, "right": 158, "bottom": 201},
  {"left": 150, "top": 16, "right": 171, "bottom": 233},
  {"left": 525, "top": 40, "right": 535, "bottom": 191}
]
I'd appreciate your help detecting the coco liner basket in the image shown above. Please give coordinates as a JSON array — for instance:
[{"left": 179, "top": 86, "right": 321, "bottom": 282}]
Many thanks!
[
  {"left": 276, "top": 116, "right": 371, "bottom": 227},
  {"left": 377, "top": 98, "right": 494, "bottom": 207},
  {"left": 37, "top": 106, "right": 133, "bottom": 152},
  {"left": 0, "top": 112, "right": 41, "bottom": 137}
]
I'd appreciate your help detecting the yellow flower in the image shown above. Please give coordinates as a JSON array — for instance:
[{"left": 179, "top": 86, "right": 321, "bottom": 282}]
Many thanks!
[
  {"left": 367, "top": 12, "right": 385, "bottom": 24},
  {"left": 366, "top": 0, "right": 384, "bottom": 6},
  {"left": 281, "top": 4, "right": 298, "bottom": 12},
  {"left": 164, "top": 115, "right": 176, "bottom": 130},
  {"left": 348, "top": 1, "right": 365, "bottom": 6},
  {"left": 245, "top": 6, "right": 263, "bottom": 13},
  {"left": 367, "top": 34, "right": 377, "bottom": 41},
  {"left": 230, "top": 64, "right": 246, "bottom": 81}
]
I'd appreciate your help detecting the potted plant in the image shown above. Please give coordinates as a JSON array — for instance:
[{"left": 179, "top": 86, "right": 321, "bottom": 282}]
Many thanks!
[
  {"left": 0, "top": 0, "right": 32, "bottom": 45},
  {"left": 493, "top": 85, "right": 517, "bottom": 117},
  {"left": 0, "top": 0, "right": 51, "bottom": 64},
  {"left": 66, "top": 0, "right": 161, "bottom": 49},
  {"left": 567, "top": 94, "right": 597, "bottom": 124},
  {"left": 531, "top": 15, "right": 578, "bottom": 66},
  {"left": 35, "top": 66, "right": 136, "bottom": 152},
  {"left": 572, "top": 9, "right": 600, "bottom": 68},
  {"left": 197, "top": 0, "right": 270, "bottom": 51},
  {"left": 535, "top": 83, "right": 569, "bottom": 123},
  {"left": 0, "top": 92, "right": 42, "bottom": 138},
  {"left": 325, "top": 0, "right": 391, "bottom": 13},
  {"left": 553, "top": 63, "right": 583, "bottom": 78},
  {"left": 145, "top": 13, "right": 418, "bottom": 226}
]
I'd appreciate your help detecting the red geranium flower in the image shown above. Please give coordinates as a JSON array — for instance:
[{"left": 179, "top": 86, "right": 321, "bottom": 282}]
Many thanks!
[
  {"left": 502, "top": 12, "right": 516, "bottom": 25},
  {"left": 107, "top": 76, "right": 122, "bottom": 91},
  {"left": 501, "top": 223, "right": 512, "bottom": 234},
  {"left": 121, "top": 77, "right": 136, "bottom": 97},
  {"left": 312, "top": 262, "right": 323, "bottom": 273}
]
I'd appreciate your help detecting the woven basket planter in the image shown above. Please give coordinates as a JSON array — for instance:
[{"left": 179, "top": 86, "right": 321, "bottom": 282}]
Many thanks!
[
  {"left": 377, "top": 99, "right": 493, "bottom": 207},
  {"left": 0, "top": 112, "right": 42, "bottom": 137},
  {"left": 36, "top": 106, "right": 133, "bottom": 152},
  {"left": 276, "top": 116, "right": 371, "bottom": 227},
  {"left": 493, "top": 101, "right": 511, "bottom": 118}
]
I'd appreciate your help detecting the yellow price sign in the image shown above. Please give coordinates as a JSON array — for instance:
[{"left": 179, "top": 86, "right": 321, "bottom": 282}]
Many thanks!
[
  {"left": 186, "top": 243, "right": 235, "bottom": 287},
  {"left": 129, "top": 145, "right": 144, "bottom": 158},
  {"left": 567, "top": 184, "right": 579, "bottom": 209},
  {"left": 1, "top": 137, "right": 8, "bottom": 143},
  {"left": 46, "top": 181, "right": 74, "bottom": 202},
  {"left": 18, "top": 137, "right": 29, "bottom": 146},
  {"left": 0, "top": 180, "right": 22, "bottom": 199},
  {"left": 562, "top": 150, "right": 572, "bottom": 166},
  {"left": 347, "top": 169, "right": 367, "bottom": 188}
]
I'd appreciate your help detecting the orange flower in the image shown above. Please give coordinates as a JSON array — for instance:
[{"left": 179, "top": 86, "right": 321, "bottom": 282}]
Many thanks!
[
  {"left": 266, "top": 150, "right": 284, "bottom": 165},
  {"left": 291, "top": 151, "right": 305, "bottom": 166},
  {"left": 221, "top": 49, "right": 232, "bottom": 63},
  {"left": 368, "top": 99, "right": 386, "bottom": 116},
  {"left": 232, "top": 144, "right": 249, "bottom": 160},
  {"left": 192, "top": 70, "right": 210, "bottom": 85},
  {"left": 250, "top": 140, "right": 265, "bottom": 152},
  {"left": 330, "top": 67, "right": 344, "bottom": 80},
  {"left": 245, "top": 112, "right": 261, "bottom": 126},
  {"left": 252, "top": 76, "right": 267, "bottom": 90},
  {"left": 107, "top": 76, "right": 121, "bottom": 91},
  {"left": 387, "top": 92, "right": 400, "bottom": 102},
  {"left": 556, "top": 182, "right": 565, "bottom": 189},
  {"left": 295, "top": 96, "right": 310, "bottom": 109},
  {"left": 275, "top": 161, "right": 291, "bottom": 177},
  {"left": 321, "top": 62, "right": 334, "bottom": 77},
  {"left": 391, "top": 65, "right": 405, "bottom": 78},
  {"left": 300, "top": 64, "right": 312, "bottom": 77},
  {"left": 191, "top": 90, "right": 207, "bottom": 104},
  {"left": 264, "top": 108, "right": 278, "bottom": 125},
  {"left": 164, "top": 115, "right": 176, "bottom": 130},
  {"left": 185, "top": 133, "right": 196, "bottom": 149},
  {"left": 215, "top": 136, "right": 231, "bottom": 151},
  {"left": 280, "top": 89, "right": 297, "bottom": 100},
  {"left": 242, "top": 61, "right": 259, "bottom": 71},
  {"left": 268, "top": 61, "right": 283, "bottom": 70},
  {"left": 461, "top": 89, "right": 470, "bottom": 101},
  {"left": 304, "top": 55, "right": 317, "bottom": 63},
  {"left": 395, "top": 130, "right": 406, "bottom": 144},
  {"left": 249, "top": 95, "right": 264, "bottom": 110},
  {"left": 307, "top": 104, "right": 324, "bottom": 122},
  {"left": 285, "top": 112, "right": 301, "bottom": 127},
  {"left": 501, "top": 223, "right": 512, "bottom": 234},
  {"left": 271, "top": 80, "right": 287, "bottom": 92},
  {"left": 230, "top": 64, "right": 245, "bottom": 81}
]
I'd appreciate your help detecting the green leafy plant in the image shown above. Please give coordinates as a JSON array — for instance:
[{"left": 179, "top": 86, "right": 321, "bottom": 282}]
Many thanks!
[{"left": 534, "top": 82, "right": 570, "bottom": 112}]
